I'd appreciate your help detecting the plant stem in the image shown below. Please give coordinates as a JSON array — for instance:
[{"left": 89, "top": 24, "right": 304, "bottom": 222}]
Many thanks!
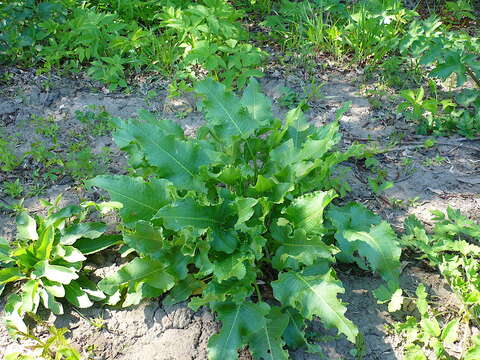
[
  {"left": 246, "top": 140, "right": 259, "bottom": 179},
  {"left": 208, "top": 129, "right": 223, "bottom": 146},
  {"left": 254, "top": 282, "right": 263, "bottom": 302}
]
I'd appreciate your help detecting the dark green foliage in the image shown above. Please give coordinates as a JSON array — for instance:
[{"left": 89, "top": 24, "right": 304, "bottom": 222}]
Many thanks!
[{"left": 0, "top": 0, "right": 264, "bottom": 90}]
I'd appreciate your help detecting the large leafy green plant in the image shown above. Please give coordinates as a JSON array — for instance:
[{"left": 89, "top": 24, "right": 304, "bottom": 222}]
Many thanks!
[
  {"left": 87, "top": 78, "right": 402, "bottom": 358},
  {"left": 0, "top": 199, "right": 121, "bottom": 335}
]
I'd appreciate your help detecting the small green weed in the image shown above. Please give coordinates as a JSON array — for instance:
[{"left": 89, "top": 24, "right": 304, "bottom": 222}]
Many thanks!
[
  {"left": 2, "top": 179, "right": 24, "bottom": 199},
  {"left": 5, "top": 320, "right": 82, "bottom": 360},
  {"left": 364, "top": 157, "right": 394, "bottom": 194},
  {"left": 65, "top": 147, "right": 100, "bottom": 181},
  {"left": 422, "top": 155, "right": 446, "bottom": 167},
  {"left": 32, "top": 115, "right": 59, "bottom": 143},
  {"left": 0, "top": 134, "right": 21, "bottom": 172},
  {"left": 444, "top": 0, "right": 476, "bottom": 23},
  {"left": 75, "top": 107, "right": 114, "bottom": 136},
  {"left": 402, "top": 208, "right": 480, "bottom": 331},
  {"left": 393, "top": 284, "right": 463, "bottom": 359}
]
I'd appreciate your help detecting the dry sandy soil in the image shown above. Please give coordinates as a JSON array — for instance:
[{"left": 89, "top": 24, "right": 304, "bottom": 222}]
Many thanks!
[{"left": 1, "top": 65, "right": 479, "bottom": 359}]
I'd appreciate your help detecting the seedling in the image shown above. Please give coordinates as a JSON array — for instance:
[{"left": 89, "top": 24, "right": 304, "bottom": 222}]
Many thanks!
[
  {"left": 5, "top": 320, "right": 81, "bottom": 360},
  {"left": 2, "top": 179, "right": 24, "bottom": 198}
]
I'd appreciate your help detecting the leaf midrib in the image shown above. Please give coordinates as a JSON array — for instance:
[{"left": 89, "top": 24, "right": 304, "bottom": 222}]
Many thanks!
[
  {"left": 160, "top": 215, "right": 221, "bottom": 224},
  {"left": 144, "top": 136, "right": 195, "bottom": 178},
  {"left": 104, "top": 187, "right": 157, "bottom": 211},
  {"left": 264, "top": 324, "right": 274, "bottom": 360},
  {"left": 220, "top": 305, "right": 241, "bottom": 357},
  {"left": 207, "top": 89, "right": 245, "bottom": 137}
]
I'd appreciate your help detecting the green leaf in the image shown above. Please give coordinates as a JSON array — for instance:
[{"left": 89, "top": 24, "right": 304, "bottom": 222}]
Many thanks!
[
  {"left": 440, "top": 319, "right": 459, "bottom": 343},
  {"left": 430, "top": 54, "right": 467, "bottom": 86},
  {"left": 74, "top": 234, "right": 122, "bottom": 255},
  {"left": 284, "top": 190, "right": 338, "bottom": 235},
  {"left": 208, "top": 301, "right": 269, "bottom": 360},
  {"left": 42, "top": 279, "right": 65, "bottom": 297},
  {"left": 248, "top": 176, "right": 293, "bottom": 204},
  {"left": 342, "top": 222, "right": 401, "bottom": 283},
  {"left": 32, "top": 261, "right": 78, "bottom": 284},
  {"left": 120, "top": 120, "right": 215, "bottom": 191},
  {"left": 64, "top": 281, "right": 93, "bottom": 308},
  {"left": 272, "top": 267, "right": 358, "bottom": 343},
  {"left": 33, "top": 225, "right": 55, "bottom": 260},
  {"left": 272, "top": 228, "right": 334, "bottom": 270},
  {"left": 4, "top": 294, "right": 28, "bottom": 333},
  {"left": 327, "top": 202, "right": 381, "bottom": 265},
  {"left": 297, "top": 122, "right": 340, "bottom": 161},
  {"left": 113, "top": 112, "right": 185, "bottom": 149},
  {"left": 86, "top": 175, "right": 171, "bottom": 226},
  {"left": 16, "top": 212, "right": 38, "bottom": 241},
  {"left": 19, "top": 279, "right": 40, "bottom": 313},
  {"left": 0, "top": 267, "right": 24, "bottom": 285},
  {"left": 213, "top": 252, "right": 249, "bottom": 282},
  {"left": 282, "top": 307, "right": 309, "bottom": 350},
  {"left": 248, "top": 306, "right": 289, "bottom": 360},
  {"left": 195, "top": 78, "right": 262, "bottom": 141},
  {"left": 210, "top": 228, "right": 239, "bottom": 254},
  {"left": 155, "top": 198, "right": 230, "bottom": 231},
  {"left": 416, "top": 284, "right": 429, "bottom": 316},
  {"left": 123, "top": 221, "right": 163, "bottom": 256},
  {"left": 330, "top": 203, "right": 401, "bottom": 285},
  {"left": 60, "top": 245, "right": 87, "bottom": 263},
  {"left": 163, "top": 276, "right": 204, "bottom": 306},
  {"left": 235, "top": 197, "right": 258, "bottom": 227},
  {"left": 327, "top": 203, "right": 381, "bottom": 232},
  {"left": 98, "top": 257, "right": 174, "bottom": 296},
  {"left": 39, "top": 288, "right": 63, "bottom": 315},
  {"left": 240, "top": 77, "right": 273, "bottom": 125},
  {"left": 45, "top": 205, "right": 82, "bottom": 227},
  {"left": 420, "top": 318, "right": 441, "bottom": 337},
  {"left": 61, "top": 222, "right": 107, "bottom": 245},
  {"left": 404, "top": 344, "right": 427, "bottom": 360},
  {"left": 0, "top": 237, "right": 12, "bottom": 263},
  {"left": 189, "top": 272, "right": 256, "bottom": 311}
]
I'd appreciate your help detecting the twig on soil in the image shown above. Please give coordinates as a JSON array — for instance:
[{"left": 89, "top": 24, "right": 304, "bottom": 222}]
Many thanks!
[
  {"left": 345, "top": 135, "right": 480, "bottom": 152},
  {"left": 381, "top": 141, "right": 480, "bottom": 153},
  {"left": 395, "top": 172, "right": 416, "bottom": 183},
  {"left": 353, "top": 168, "right": 392, "bottom": 206}
]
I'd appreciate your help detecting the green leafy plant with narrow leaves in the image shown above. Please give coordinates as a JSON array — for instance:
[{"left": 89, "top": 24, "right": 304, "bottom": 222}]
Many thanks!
[
  {"left": 0, "top": 132, "right": 21, "bottom": 172},
  {"left": 400, "top": 208, "right": 480, "bottom": 357},
  {"left": 87, "top": 78, "right": 402, "bottom": 358},
  {"left": 0, "top": 197, "right": 121, "bottom": 335},
  {"left": 393, "top": 284, "right": 464, "bottom": 360},
  {"left": 403, "top": 208, "right": 480, "bottom": 326}
]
